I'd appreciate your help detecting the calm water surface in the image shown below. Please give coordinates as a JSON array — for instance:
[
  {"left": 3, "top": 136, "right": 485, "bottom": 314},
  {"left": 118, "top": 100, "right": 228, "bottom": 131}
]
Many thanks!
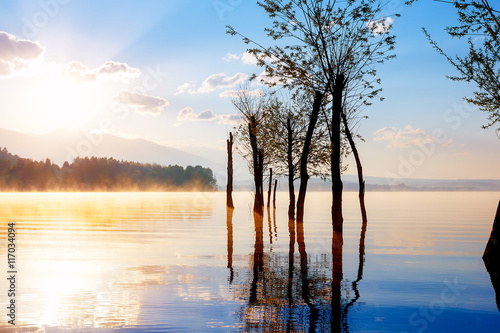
[{"left": 0, "top": 191, "right": 499, "bottom": 332}]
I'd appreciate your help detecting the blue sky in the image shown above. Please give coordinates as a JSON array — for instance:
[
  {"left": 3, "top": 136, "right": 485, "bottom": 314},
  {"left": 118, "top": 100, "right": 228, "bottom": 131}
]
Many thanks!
[{"left": 0, "top": 0, "right": 498, "bottom": 180}]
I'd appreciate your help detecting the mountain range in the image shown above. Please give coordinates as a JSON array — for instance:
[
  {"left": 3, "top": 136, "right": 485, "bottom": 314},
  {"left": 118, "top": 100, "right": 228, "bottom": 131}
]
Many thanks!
[{"left": 0, "top": 128, "right": 223, "bottom": 172}]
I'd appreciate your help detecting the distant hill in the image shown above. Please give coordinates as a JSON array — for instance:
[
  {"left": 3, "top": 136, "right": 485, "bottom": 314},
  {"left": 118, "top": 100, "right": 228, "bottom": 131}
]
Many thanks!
[
  {"left": 0, "top": 148, "right": 216, "bottom": 191},
  {"left": 0, "top": 128, "right": 223, "bottom": 172}
]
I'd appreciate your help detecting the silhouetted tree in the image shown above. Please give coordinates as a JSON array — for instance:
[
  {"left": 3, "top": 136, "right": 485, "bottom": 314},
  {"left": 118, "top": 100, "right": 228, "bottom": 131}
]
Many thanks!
[
  {"left": 231, "top": 90, "right": 269, "bottom": 214},
  {"left": 260, "top": 93, "right": 330, "bottom": 217},
  {"left": 228, "top": 0, "right": 396, "bottom": 229}
]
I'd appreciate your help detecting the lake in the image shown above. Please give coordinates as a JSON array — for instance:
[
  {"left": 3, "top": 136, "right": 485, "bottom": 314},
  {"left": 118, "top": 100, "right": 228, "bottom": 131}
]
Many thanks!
[{"left": 0, "top": 191, "right": 499, "bottom": 332}]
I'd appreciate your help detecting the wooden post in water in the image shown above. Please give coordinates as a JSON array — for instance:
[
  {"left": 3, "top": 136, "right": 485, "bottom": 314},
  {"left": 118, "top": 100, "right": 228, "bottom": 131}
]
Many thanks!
[
  {"left": 267, "top": 168, "right": 273, "bottom": 208},
  {"left": 226, "top": 132, "right": 234, "bottom": 208}
]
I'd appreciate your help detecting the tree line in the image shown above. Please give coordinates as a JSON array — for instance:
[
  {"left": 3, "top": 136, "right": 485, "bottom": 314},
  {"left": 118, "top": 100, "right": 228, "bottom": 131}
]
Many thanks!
[{"left": 0, "top": 147, "right": 217, "bottom": 191}]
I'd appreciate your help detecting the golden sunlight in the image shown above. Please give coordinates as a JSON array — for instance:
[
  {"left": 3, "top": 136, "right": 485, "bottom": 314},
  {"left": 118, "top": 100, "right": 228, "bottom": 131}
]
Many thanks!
[{"left": 32, "top": 75, "right": 101, "bottom": 131}]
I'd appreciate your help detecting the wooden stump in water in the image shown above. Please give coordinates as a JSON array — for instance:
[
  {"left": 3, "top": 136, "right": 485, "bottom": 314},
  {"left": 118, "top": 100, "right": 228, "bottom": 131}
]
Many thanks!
[
  {"left": 483, "top": 200, "right": 500, "bottom": 311},
  {"left": 226, "top": 132, "right": 234, "bottom": 209}
]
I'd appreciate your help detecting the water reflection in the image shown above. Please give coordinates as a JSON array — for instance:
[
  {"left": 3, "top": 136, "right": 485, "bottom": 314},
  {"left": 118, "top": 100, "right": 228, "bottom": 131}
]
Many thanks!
[
  {"left": 344, "top": 215, "right": 367, "bottom": 320},
  {"left": 297, "top": 216, "right": 320, "bottom": 331},
  {"left": 0, "top": 192, "right": 215, "bottom": 231},
  {"left": 287, "top": 215, "right": 295, "bottom": 330},
  {"left": 267, "top": 206, "right": 274, "bottom": 245},
  {"left": 227, "top": 207, "right": 234, "bottom": 284},
  {"left": 1, "top": 192, "right": 499, "bottom": 331},
  {"left": 250, "top": 212, "right": 264, "bottom": 305},
  {"left": 0, "top": 192, "right": 217, "bottom": 332},
  {"left": 332, "top": 229, "right": 343, "bottom": 332},
  {"left": 233, "top": 209, "right": 359, "bottom": 332}
]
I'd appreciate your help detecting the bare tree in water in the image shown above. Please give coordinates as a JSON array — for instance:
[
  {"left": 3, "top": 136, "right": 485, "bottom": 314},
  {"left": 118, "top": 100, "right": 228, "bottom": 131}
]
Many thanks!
[{"left": 228, "top": 0, "right": 396, "bottom": 228}]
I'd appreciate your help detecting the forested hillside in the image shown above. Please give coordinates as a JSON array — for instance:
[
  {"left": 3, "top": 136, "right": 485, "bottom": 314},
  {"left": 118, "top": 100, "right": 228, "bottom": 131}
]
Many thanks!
[{"left": 0, "top": 147, "right": 216, "bottom": 191}]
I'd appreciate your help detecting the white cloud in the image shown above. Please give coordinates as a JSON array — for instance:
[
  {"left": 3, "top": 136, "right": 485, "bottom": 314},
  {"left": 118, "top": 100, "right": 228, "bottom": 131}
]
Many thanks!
[
  {"left": 223, "top": 53, "right": 240, "bottom": 62},
  {"left": 62, "top": 60, "right": 140, "bottom": 82},
  {"left": 373, "top": 125, "right": 434, "bottom": 148},
  {"left": 175, "top": 72, "right": 248, "bottom": 95},
  {"left": 217, "top": 114, "right": 243, "bottom": 125},
  {"left": 241, "top": 52, "right": 258, "bottom": 65},
  {"left": 219, "top": 88, "right": 263, "bottom": 98},
  {"left": 243, "top": 51, "right": 277, "bottom": 66},
  {"left": 96, "top": 61, "right": 141, "bottom": 79},
  {"left": 177, "top": 107, "right": 217, "bottom": 121},
  {"left": 175, "top": 82, "right": 196, "bottom": 95},
  {"left": 253, "top": 69, "right": 282, "bottom": 86},
  {"left": 0, "top": 31, "right": 44, "bottom": 76},
  {"left": 367, "top": 17, "right": 394, "bottom": 36},
  {"left": 222, "top": 51, "right": 270, "bottom": 65},
  {"left": 114, "top": 91, "right": 169, "bottom": 114},
  {"left": 177, "top": 107, "right": 241, "bottom": 125},
  {"left": 196, "top": 72, "right": 248, "bottom": 93},
  {"left": 62, "top": 61, "right": 97, "bottom": 82},
  {"left": 0, "top": 32, "right": 141, "bottom": 82}
]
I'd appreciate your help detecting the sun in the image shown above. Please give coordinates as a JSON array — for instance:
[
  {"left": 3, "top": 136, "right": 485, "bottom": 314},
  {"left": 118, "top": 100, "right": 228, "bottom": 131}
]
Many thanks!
[{"left": 33, "top": 75, "right": 102, "bottom": 131}]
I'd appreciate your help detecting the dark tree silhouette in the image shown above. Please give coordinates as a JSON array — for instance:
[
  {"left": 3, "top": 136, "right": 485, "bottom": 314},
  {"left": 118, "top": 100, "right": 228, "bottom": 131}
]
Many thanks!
[{"left": 228, "top": 0, "right": 396, "bottom": 228}]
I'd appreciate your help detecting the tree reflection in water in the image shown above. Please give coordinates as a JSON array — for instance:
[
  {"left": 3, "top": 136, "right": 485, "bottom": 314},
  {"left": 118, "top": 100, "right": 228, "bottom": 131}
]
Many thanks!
[
  {"left": 227, "top": 207, "right": 368, "bottom": 332},
  {"left": 343, "top": 215, "right": 368, "bottom": 328},
  {"left": 226, "top": 207, "right": 234, "bottom": 284}
]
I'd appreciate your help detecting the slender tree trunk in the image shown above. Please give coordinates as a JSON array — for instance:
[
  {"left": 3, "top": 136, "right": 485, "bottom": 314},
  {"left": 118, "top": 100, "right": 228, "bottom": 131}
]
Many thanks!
[
  {"left": 296, "top": 90, "right": 324, "bottom": 220},
  {"left": 267, "top": 168, "right": 273, "bottom": 208},
  {"left": 226, "top": 132, "right": 234, "bottom": 208},
  {"left": 249, "top": 117, "right": 264, "bottom": 215},
  {"left": 331, "top": 75, "right": 344, "bottom": 232},
  {"left": 273, "top": 179, "right": 277, "bottom": 209},
  {"left": 257, "top": 149, "right": 264, "bottom": 214},
  {"left": 287, "top": 117, "right": 296, "bottom": 219},
  {"left": 340, "top": 111, "right": 367, "bottom": 222}
]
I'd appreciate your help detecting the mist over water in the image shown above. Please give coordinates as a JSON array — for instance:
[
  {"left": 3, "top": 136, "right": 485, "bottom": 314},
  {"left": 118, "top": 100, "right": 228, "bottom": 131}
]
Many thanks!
[{"left": 0, "top": 191, "right": 498, "bottom": 332}]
